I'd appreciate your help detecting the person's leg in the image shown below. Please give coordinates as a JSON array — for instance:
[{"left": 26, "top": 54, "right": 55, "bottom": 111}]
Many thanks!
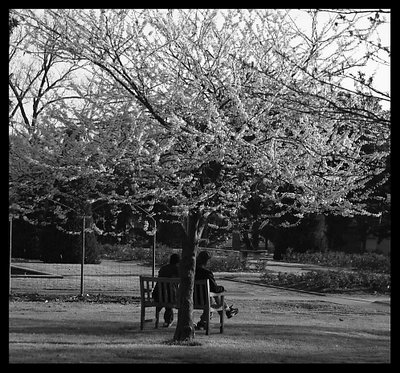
[
  {"left": 163, "top": 307, "right": 174, "bottom": 327},
  {"left": 200, "top": 310, "right": 212, "bottom": 323},
  {"left": 195, "top": 310, "right": 213, "bottom": 330},
  {"left": 196, "top": 297, "right": 217, "bottom": 330},
  {"left": 155, "top": 306, "right": 162, "bottom": 328}
]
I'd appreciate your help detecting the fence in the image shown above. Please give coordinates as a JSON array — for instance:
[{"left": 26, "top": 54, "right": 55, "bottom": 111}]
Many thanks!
[
  {"left": 10, "top": 258, "right": 152, "bottom": 297},
  {"left": 8, "top": 214, "right": 158, "bottom": 297},
  {"left": 9, "top": 247, "right": 251, "bottom": 297}
]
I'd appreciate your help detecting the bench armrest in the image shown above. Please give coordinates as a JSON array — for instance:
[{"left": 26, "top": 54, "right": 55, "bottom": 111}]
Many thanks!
[{"left": 209, "top": 291, "right": 225, "bottom": 297}]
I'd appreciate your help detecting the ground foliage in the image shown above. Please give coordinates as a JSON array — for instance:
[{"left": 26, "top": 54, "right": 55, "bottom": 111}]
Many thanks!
[
  {"left": 283, "top": 250, "right": 390, "bottom": 273},
  {"left": 261, "top": 268, "right": 390, "bottom": 294},
  {"left": 261, "top": 249, "right": 390, "bottom": 294}
]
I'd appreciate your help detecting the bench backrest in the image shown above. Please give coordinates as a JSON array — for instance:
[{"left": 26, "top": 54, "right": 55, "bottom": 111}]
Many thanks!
[{"left": 139, "top": 276, "right": 211, "bottom": 309}]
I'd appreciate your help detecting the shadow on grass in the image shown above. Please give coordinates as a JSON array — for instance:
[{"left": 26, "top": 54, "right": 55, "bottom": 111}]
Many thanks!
[
  {"left": 9, "top": 316, "right": 389, "bottom": 341},
  {"left": 9, "top": 314, "right": 390, "bottom": 363}
]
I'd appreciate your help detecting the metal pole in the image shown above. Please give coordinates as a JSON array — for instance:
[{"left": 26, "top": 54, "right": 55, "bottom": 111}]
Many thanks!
[
  {"left": 80, "top": 216, "right": 86, "bottom": 296},
  {"left": 9, "top": 217, "right": 13, "bottom": 296},
  {"left": 132, "top": 204, "right": 157, "bottom": 278},
  {"left": 152, "top": 220, "right": 156, "bottom": 278}
]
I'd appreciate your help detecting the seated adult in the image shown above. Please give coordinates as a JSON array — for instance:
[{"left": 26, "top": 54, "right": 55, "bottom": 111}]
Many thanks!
[
  {"left": 194, "top": 250, "right": 238, "bottom": 330},
  {"left": 152, "top": 253, "right": 180, "bottom": 327}
]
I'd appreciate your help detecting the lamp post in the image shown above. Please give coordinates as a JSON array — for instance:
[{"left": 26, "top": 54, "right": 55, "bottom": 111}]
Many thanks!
[
  {"left": 151, "top": 219, "right": 157, "bottom": 278},
  {"left": 133, "top": 204, "right": 157, "bottom": 278},
  {"left": 9, "top": 216, "right": 13, "bottom": 296},
  {"left": 80, "top": 215, "right": 86, "bottom": 296}
]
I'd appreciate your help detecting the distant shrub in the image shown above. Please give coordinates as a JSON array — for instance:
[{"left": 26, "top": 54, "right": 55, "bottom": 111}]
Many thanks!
[
  {"left": 99, "top": 243, "right": 177, "bottom": 265},
  {"left": 40, "top": 224, "right": 100, "bottom": 264},
  {"left": 350, "top": 253, "right": 390, "bottom": 273},
  {"left": 154, "top": 244, "right": 177, "bottom": 266},
  {"left": 283, "top": 250, "right": 390, "bottom": 274},
  {"left": 207, "top": 252, "right": 244, "bottom": 272},
  {"left": 100, "top": 244, "right": 245, "bottom": 272},
  {"left": 10, "top": 219, "right": 41, "bottom": 260},
  {"left": 261, "top": 269, "right": 390, "bottom": 294},
  {"left": 99, "top": 243, "right": 152, "bottom": 261}
]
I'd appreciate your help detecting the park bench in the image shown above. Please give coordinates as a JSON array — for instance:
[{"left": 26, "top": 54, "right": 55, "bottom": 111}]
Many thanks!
[{"left": 139, "top": 275, "right": 225, "bottom": 335}]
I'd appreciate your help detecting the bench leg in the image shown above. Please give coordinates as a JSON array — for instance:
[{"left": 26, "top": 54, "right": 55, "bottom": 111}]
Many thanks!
[
  {"left": 155, "top": 307, "right": 161, "bottom": 328},
  {"left": 140, "top": 305, "right": 145, "bottom": 330},
  {"left": 205, "top": 307, "right": 210, "bottom": 335},
  {"left": 220, "top": 309, "right": 224, "bottom": 333}
]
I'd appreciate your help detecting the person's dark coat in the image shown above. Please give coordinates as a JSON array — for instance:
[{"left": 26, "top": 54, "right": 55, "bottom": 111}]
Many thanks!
[
  {"left": 152, "top": 262, "right": 179, "bottom": 301},
  {"left": 195, "top": 266, "right": 225, "bottom": 293},
  {"left": 158, "top": 263, "right": 179, "bottom": 278}
]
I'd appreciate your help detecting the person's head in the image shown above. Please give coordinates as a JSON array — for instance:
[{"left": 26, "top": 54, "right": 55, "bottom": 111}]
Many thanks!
[
  {"left": 197, "top": 250, "right": 212, "bottom": 266},
  {"left": 169, "top": 253, "right": 180, "bottom": 265}
]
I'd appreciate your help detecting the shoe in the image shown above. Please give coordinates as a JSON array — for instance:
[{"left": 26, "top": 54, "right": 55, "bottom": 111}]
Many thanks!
[
  {"left": 195, "top": 321, "right": 206, "bottom": 330},
  {"left": 163, "top": 321, "right": 174, "bottom": 328},
  {"left": 226, "top": 306, "right": 239, "bottom": 319}
]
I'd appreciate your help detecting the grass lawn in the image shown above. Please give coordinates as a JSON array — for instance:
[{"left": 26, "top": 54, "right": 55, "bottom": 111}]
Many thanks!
[
  {"left": 9, "top": 295, "right": 390, "bottom": 363},
  {"left": 9, "top": 257, "right": 390, "bottom": 364}
]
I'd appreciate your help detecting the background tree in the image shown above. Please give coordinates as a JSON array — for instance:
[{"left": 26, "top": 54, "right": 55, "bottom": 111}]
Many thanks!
[
  {"left": 8, "top": 10, "right": 100, "bottom": 262},
  {"left": 11, "top": 9, "right": 390, "bottom": 341},
  {"left": 9, "top": 10, "right": 85, "bottom": 138}
]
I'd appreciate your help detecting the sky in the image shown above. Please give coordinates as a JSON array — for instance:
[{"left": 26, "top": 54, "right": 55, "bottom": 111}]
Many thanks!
[
  {"left": 214, "top": 9, "right": 390, "bottom": 109},
  {"left": 287, "top": 9, "right": 390, "bottom": 109},
  {"left": 10, "top": 8, "right": 390, "bottom": 127}
]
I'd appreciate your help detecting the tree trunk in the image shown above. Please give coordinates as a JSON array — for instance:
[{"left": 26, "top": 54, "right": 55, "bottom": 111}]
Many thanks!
[
  {"left": 232, "top": 230, "right": 241, "bottom": 250},
  {"left": 251, "top": 221, "right": 260, "bottom": 250},
  {"left": 173, "top": 209, "right": 205, "bottom": 342},
  {"left": 313, "top": 214, "right": 329, "bottom": 252},
  {"left": 242, "top": 231, "right": 253, "bottom": 250}
]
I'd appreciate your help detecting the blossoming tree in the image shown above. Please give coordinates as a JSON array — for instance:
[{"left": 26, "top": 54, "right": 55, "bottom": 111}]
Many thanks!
[{"left": 11, "top": 9, "right": 390, "bottom": 341}]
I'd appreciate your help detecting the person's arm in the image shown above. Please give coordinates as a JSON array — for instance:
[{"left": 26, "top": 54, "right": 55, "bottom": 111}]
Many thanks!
[{"left": 208, "top": 271, "right": 225, "bottom": 293}]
